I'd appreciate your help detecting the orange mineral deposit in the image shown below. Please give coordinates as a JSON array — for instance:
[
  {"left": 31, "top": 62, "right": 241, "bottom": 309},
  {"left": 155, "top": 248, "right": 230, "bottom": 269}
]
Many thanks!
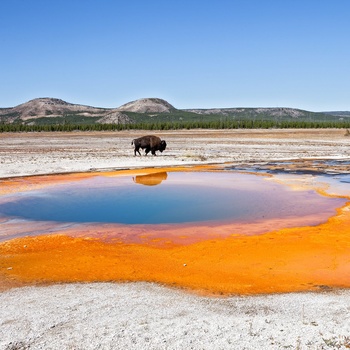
[{"left": 0, "top": 167, "right": 349, "bottom": 295}]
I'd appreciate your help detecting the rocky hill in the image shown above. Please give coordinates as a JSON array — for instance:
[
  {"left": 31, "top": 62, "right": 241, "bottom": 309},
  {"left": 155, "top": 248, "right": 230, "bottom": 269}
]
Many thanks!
[
  {"left": 96, "top": 111, "right": 131, "bottom": 124},
  {"left": 0, "top": 98, "right": 107, "bottom": 123},
  {"left": 0, "top": 97, "right": 346, "bottom": 126},
  {"left": 117, "top": 98, "right": 175, "bottom": 113},
  {"left": 0, "top": 97, "right": 175, "bottom": 124}
]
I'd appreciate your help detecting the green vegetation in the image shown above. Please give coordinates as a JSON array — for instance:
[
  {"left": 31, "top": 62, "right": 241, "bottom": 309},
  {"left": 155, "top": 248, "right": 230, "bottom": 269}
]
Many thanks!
[{"left": 1, "top": 119, "right": 350, "bottom": 133}]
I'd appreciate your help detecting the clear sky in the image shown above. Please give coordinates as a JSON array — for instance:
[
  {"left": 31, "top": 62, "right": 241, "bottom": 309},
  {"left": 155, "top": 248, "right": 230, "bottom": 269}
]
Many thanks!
[{"left": 1, "top": 0, "right": 349, "bottom": 111}]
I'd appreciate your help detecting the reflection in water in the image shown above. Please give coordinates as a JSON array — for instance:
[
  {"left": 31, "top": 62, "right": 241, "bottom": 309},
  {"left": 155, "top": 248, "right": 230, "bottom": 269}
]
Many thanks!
[{"left": 133, "top": 172, "right": 167, "bottom": 186}]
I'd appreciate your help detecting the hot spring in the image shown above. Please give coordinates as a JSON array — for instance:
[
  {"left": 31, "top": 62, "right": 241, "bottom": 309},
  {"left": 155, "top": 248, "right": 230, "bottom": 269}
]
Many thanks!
[
  {"left": 0, "top": 171, "right": 344, "bottom": 228},
  {"left": 1, "top": 168, "right": 350, "bottom": 295}
]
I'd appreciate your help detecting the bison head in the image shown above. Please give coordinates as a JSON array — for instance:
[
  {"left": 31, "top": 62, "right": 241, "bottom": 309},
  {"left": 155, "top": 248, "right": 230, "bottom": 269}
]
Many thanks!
[{"left": 159, "top": 140, "right": 167, "bottom": 152}]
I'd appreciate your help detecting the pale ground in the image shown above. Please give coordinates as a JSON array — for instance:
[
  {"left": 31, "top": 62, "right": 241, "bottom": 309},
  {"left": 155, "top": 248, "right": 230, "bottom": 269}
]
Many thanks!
[
  {"left": 1, "top": 129, "right": 349, "bottom": 178},
  {"left": 1, "top": 129, "right": 350, "bottom": 349}
]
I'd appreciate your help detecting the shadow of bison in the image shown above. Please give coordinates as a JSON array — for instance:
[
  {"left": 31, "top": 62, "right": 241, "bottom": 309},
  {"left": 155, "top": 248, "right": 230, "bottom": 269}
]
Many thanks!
[{"left": 131, "top": 135, "right": 167, "bottom": 156}]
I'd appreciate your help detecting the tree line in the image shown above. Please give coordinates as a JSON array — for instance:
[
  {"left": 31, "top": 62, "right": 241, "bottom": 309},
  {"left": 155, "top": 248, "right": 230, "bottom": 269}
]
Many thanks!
[{"left": 1, "top": 119, "right": 350, "bottom": 132}]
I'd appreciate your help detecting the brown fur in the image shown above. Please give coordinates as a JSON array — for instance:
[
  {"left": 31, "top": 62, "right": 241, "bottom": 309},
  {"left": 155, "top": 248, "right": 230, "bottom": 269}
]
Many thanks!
[{"left": 131, "top": 135, "right": 167, "bottom": 156}]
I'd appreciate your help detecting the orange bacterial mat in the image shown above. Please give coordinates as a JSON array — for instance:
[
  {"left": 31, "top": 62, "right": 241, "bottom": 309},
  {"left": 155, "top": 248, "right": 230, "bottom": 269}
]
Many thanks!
[{"left": 1, "top": 166, "right": 350, "bottom": 295}]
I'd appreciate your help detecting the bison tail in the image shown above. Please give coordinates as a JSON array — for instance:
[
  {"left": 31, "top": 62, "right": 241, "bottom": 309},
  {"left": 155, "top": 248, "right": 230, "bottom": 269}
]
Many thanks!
[{"left": 131, "top": 140, "right": 134, "bottom": 145}]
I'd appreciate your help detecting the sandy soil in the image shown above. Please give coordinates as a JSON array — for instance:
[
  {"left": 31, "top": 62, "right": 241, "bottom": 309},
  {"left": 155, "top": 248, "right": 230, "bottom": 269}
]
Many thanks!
[{"left": 1, "top": 129, "right": 350, "bottom": 349}]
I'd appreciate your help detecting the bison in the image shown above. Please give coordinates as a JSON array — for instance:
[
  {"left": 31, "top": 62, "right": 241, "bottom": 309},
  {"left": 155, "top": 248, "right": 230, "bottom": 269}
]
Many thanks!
[{"left": 131, "top": 135, "right": 167, "bottom": 156}]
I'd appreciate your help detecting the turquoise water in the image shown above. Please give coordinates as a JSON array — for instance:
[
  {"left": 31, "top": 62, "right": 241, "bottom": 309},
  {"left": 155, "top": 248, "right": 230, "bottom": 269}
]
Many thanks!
[{"left": 0, "top": 172, "right": 345, "bottom": 225}]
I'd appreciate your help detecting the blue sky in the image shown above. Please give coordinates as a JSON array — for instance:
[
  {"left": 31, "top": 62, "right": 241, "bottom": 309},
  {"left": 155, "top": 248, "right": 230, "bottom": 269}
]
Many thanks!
[{"left": 1, "top": 0, "right": 349, "bottom": 111}]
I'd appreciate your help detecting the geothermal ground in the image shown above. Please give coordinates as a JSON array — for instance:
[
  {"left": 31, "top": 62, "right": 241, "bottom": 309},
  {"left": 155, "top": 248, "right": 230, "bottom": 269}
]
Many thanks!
[
  {"left": 1, "top": 129, "right": 350, "bottom": 178},
  {"left": 1, "top": 129, "right": 350, "bottom": 349}
]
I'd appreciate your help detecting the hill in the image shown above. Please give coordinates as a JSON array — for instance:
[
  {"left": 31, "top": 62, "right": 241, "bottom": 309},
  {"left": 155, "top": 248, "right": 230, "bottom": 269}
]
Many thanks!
[
  {"left": 0, "top": 97, "right": 348, "bottom": 128},
  {"left": 0, "top": 98, "right": 130, "bottom": 125},
  {"left": 0, "top": 98, "right": 108, "bottom": 121},
  {"left": 0, "top": 97, "right": 176, "bottom": 125},
  {"left": 323, "top": 111, "right": 350, "bottom": 118},
  {"left": 117, "top": 98, "right": 175, "bottom": 113},
  {"left": 182, "top": 107, "right": 329, "bottom": 121}
]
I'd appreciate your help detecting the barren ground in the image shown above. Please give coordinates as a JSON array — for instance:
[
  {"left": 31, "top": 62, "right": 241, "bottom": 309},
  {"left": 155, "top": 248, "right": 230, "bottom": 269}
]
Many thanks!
[{"left": 1, "top": 129, "right": 349, "bottom": 178}]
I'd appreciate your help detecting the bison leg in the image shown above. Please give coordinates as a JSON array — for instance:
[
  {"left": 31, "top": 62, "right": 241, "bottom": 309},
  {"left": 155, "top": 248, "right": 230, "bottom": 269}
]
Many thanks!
[
  {"left": 145, "top": 147, "right": 151, "bottom": 156},
  {"left": 134, "top": 146, "right": 141, "bottom": 156}
]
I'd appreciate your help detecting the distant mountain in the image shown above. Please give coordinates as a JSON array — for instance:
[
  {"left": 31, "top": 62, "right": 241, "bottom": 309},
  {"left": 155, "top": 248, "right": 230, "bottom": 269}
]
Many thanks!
[
  {"left": 0, "top": 97, "right": 348, "bottom": 125},
  {"left": 184, "top": 107, "right": 310, "bottom": 118},
  {"left": 323, "top": 111, "right": 350, "bottom": 118},
  {"left": 117, "top": 98, "right": 176, "bottom": 113},
  {"left": 0, "top": 98, "right": 130, "bottom": 124},
  {"left": 181, "top": 107, "right": 341, "bottom": 124},
  {"left": 0, "top": 97, "right": 175, "bottom": 124},
  {"left": 7, "top": 98, "right": 110, "bottom": 119}
]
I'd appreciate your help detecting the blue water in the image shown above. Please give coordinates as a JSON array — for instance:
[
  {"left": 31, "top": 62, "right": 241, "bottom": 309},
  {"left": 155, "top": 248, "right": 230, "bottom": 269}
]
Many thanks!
[{"left": 0, "top": 172, "right": 346, "bottom": 225}]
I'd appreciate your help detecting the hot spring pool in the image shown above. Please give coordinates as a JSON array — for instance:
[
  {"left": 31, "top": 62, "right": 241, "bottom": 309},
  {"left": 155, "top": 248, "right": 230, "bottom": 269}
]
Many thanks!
[
  {"left": 1, "top": 169, "right": 350, "bottom": 295},
  {"left": 0, "top": 171, "right": 345, "bottom": 226}
]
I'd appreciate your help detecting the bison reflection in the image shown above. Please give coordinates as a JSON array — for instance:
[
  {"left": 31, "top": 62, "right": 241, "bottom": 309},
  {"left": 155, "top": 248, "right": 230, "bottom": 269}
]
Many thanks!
[{"left": 133, "top": 172, "right": 168, "bottom": 186}]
